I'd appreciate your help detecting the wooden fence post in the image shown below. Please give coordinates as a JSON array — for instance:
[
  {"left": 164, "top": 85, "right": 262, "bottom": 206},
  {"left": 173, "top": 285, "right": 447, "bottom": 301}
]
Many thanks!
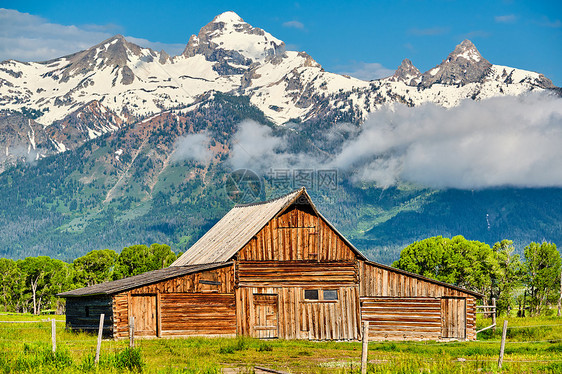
[
  {"left": 95, "top": 314, "right": 105, "bottom": 365},
  {"left": 51, "top": 318, "right": 56, "bottom": 353},
  {"left": 498, "top": 320, "right": 508, "bottom": 369},
  {"left": 361, "top": 321, "right": 369, "bottom": 374},
  {"left": 129, "top": 316, "right": 135, "bottom": 348},
  {"left": 492, "top": 298, "right": 496, "bottom": 332}
]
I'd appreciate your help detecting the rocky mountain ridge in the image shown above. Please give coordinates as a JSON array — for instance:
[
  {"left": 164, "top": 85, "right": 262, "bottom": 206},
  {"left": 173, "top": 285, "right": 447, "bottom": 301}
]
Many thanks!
[{"left": 0, "top": 11, "right": 557, "bottom": 173}]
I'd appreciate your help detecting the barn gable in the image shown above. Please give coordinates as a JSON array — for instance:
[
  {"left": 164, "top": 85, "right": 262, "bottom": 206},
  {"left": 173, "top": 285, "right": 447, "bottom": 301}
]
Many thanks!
[{"left": 172, "top": 187, "right": 366, "bottom": 266}]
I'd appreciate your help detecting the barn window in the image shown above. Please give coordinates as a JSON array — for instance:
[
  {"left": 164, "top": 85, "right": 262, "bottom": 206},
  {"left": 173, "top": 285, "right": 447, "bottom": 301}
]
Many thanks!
[
  {"left": 323, "top": 290, "right": 338, "bottom": 301},
  {"left": 85, "top": 306, "right": 90, "bottom": 317},
  {"left": 304, "top": 290, "right": 319, "bottom": 300},
  {"left": 304, "top": 289, "right": 338, "bottom": 302}
]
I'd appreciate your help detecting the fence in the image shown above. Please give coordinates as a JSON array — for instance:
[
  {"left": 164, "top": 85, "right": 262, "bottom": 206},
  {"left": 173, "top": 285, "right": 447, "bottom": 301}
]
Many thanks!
[
  {"left": 0, "top": 315, "right": 137, "bottom": 367},
  {"left": 359, "top": 317, "right": 562, "bottom": 372}
]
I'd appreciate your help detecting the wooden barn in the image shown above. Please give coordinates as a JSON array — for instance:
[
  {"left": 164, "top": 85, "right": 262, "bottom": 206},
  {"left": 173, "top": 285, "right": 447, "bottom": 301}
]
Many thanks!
[{"left": 60, "top": 187, "right": 482, "bottom": 341}]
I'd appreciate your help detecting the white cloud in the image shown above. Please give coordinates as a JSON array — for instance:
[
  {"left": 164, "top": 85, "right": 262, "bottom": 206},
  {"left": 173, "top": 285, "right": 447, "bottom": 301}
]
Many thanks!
[
  {"left": 495, "top": 14, "right": 517, "bottom": 23},
  {"left": 332, "top": 92, "right": 562, "bottom": 189},
  {"left": 337, "top": 62, "right": 395, "bottom": 81},
  {"left": 227, "top": 92, "right": 562, "bottom": 190},
  {"left": 172, "top": 132, "right": 213, "bottom": 163},
  {"left": 282, "top": 20, "right": 305, "bottom": 29},
  {"left": 0, "top": 8, "right": 184, "bottom": 62}
]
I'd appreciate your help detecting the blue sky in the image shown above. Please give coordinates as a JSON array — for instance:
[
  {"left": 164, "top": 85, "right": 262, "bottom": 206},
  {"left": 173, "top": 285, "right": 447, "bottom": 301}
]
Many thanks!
[{"left": 1, "top": 0, "right": 561, "bottom": 85}]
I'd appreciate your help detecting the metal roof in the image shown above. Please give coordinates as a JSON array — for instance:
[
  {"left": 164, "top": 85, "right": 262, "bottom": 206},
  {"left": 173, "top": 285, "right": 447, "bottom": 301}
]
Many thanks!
[{"left": 58, "top": 262, "right": 232, "bottom": 297}]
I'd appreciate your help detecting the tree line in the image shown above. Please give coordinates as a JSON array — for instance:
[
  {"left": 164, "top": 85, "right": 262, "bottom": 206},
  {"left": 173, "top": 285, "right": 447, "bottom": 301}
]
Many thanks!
[
  {"left": 1, "top": 237, "right": 560, "bottom": 316},
  {"left": 393, "top": 236, "right": 562, "bottom": 316},
  {"left": 0, "top": 243, "right": 177, "bottom": 314}
]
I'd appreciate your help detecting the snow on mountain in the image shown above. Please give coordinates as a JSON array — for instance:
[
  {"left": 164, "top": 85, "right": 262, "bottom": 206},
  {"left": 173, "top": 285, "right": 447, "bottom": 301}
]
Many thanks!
[
  {"left": 387, "top": 59, "right": 422, "bottom": 85},
  {"left": 183, "top": 11, "right": 285, "bottom": 67},
  {"left": 0, "top": 12, "right": 557, "bottom": 171}
]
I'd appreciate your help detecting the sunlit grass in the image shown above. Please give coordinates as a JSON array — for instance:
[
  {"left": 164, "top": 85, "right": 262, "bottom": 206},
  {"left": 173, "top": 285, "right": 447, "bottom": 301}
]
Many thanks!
[{"left": 0, "top": 314, "right": 560, "bottom": 373}]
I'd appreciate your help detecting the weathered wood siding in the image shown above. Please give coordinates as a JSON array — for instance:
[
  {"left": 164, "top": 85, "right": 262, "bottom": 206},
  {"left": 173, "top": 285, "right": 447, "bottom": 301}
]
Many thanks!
[
  {"left": 130, "top": 265, "right": 234, "bottom": 294},
  {"left": 360, "top": 297, "right": 441, "bottom": 341},
  {"left": 238, "top": 204, "right": 356, "bottom": 262},
  {"left": 235, "top": 203, "right": 361, "bottom": 340},
  {"left": 130, "top": 295, "right": 157, "bottom": 336},
  {"left": 466, "top": 298, "right": 476, "bottom": 340},
  {"left": 112, "top": 265, "right": 236, "bottom": 339},
  {"left": 359, "top": 262, "right": 477, "bottom": 340},
  {"left": 237, "top": 261, "right": 358, "bottom": 286},
  {"left": 236, "top": 286, "right": 360, "bottom": 340},
  {"left": 113, "top": 293, "right": 129, "bottom": 339},
  {"left": 66, "top": 296, "right": 114, "bottom": 336},
  {"left": 160, "top": 294, "right": 236, "bottom": 336},
  {"left": 359, "top": 261, "right": 467, "bottom": 298}
]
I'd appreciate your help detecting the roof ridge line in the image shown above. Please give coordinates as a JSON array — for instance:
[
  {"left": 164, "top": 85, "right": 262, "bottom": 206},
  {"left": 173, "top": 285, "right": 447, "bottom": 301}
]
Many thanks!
[{"left": 234, "top": 187, "right": 305, "bottom": 208}]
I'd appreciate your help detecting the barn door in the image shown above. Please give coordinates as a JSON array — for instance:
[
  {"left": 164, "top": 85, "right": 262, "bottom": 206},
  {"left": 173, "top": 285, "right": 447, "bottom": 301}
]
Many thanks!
[
  {"left": 253, "top": 294, "right": 278, "bottom": 339},
  {"left": 441, "top": 298, "right": 466, "bottom": 339},
  {"left": 131, "top": 295, "right": 157, "bottom": 337}
]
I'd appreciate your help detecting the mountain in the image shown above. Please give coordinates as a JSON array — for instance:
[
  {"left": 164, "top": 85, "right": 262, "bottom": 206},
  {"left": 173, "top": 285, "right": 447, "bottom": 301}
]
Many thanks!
[
  {"left": 0, "top": 12, "right": 560, "bottom": 262},
  {"left": 0, "top": 11, "right": 556, "bottom": 173}
]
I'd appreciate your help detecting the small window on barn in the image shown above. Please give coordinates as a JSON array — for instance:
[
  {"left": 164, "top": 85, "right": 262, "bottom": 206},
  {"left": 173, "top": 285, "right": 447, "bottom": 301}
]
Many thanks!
[
  {"left": 304, "top": 289, "right": 319, "bottom": 300},
  {"left": 85, "top": 306, "right": 90, "bottom": 317},
  {"left": 323, "top": 290, "right": 338, "bottom": 301}
]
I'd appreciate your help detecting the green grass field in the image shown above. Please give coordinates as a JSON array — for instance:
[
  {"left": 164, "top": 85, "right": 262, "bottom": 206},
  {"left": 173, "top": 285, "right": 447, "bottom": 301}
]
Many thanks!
[{"left": 0, "top": 313, "right": 561, "bottom": 373}]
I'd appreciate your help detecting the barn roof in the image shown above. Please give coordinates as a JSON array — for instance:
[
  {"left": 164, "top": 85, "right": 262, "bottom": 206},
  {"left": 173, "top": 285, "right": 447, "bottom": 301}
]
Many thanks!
[
  {"left": 171, "top": 187, "right": 367, "bottom": 266},
  {"left": 58, "top": 262, "right": 232, "bottom": 297}
]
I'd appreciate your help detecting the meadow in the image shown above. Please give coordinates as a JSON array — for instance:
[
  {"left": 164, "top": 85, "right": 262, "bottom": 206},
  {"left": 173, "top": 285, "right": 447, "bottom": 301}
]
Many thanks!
[{"left": 0, "top": 313, "right": 561, "bottom": 373}]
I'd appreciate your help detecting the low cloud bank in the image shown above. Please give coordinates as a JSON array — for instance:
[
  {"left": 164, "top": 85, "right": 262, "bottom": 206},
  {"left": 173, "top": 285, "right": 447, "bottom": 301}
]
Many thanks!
[
  {"left": 175, "top": 92, "right": 562, "bottom": 190},
  {"left": 234, "top": 93, "right": 562, "bottom": 189},
  {"left": 332, "top": 92, "right": 562, "bottom": 188}
]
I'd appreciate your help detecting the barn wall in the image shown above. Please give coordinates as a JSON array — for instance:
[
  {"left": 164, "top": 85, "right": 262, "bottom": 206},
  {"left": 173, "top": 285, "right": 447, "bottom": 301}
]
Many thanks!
[
  {"left": 237, "top": 261, "right": 358, "bottom": 286},
  {"left": 359, "top": 262, "right": 477, "bottom": 340},
  {"left": 66, "top": 296, "right": 113, "bottom": 337},
  {"left": 359, "top": 261, "right": 467, "bottom": 298},
  {"left": 112, "top": 265, "right": 236, "bottom": 339},
  {"left": 160, "top": 293, "right": 236, "bottom": 336},
  {"left": 360, "top": 297, "right": 442, "bottom": 341},
  {"left": 130, "top": 265, "right": 234, "bottom": 294},
  {"left": 236, "top": 286, "right": 360, "bottom": 340},
  {"left": 238, "top": 204, "right": 356, "bottom": 262}
]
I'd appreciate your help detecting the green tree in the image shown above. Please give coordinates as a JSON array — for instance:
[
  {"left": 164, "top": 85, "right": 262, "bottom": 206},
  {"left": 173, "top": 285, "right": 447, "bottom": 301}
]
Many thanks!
[
  {"left": 393, "top": 235, "right": 498, "bottom": 298},
  {"left": 112, "top": 243, "right": 176, "bottom": 280},
  {"left": 73, "top": 249, "right": 118, "bottom": 287},
  {"left": 524, "top": 242, "right": 561, "bottom": 315},
  {"left": 0, "top": 258, "right": 23, "bottom": 312},
  {"left": 17, "top": 257, "right": 74, "bottom": 314},
  {"left": 491, "top": 240, "right": 523, "bottom": 315}
]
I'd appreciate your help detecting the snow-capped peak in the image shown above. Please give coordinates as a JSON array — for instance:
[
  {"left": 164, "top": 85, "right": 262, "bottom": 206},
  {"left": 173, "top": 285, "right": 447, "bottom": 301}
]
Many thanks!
[
  {"left": 182, "top": 11, "right": 285, "bottom": 68},
  {"left": 420, "top": 39, "right": 492, "bottom": 87},
  {"left": 447, "top": 39, "right": 484, "bottom": 63},
  {"left": 388, "top": 58, "right": 421, "bottom": 85},
  {"left": 212, "top": 11, "right": 244, "bottom": 24}
]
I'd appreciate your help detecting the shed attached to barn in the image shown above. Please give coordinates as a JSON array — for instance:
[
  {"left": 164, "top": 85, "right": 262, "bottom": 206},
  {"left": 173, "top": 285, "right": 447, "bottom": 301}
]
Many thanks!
[{"left": 60, "top": 187, "right": 482, "bottom": 341}]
